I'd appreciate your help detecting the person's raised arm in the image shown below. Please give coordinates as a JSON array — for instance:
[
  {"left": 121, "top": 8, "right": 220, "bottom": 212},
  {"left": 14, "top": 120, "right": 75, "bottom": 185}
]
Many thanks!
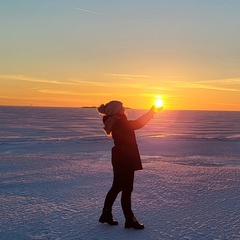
[{"left": 128, "top": 106, "right": 161, "bottom": 130}]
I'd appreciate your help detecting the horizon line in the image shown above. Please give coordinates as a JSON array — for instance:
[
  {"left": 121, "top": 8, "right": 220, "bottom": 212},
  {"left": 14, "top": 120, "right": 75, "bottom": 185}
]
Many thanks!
[{"left": 0, "top": 105, "right": 239, "bottom": 112}]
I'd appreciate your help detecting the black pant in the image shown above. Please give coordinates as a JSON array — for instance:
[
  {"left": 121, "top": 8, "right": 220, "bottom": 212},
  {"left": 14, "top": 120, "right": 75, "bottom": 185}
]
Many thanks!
[{"left": 103, "top": 171, "right": 134, "bottom": 217}]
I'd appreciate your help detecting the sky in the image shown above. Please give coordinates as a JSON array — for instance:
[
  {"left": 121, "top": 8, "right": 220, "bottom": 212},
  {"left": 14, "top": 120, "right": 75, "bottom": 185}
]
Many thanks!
[{"left": 0, "top": 0, "right": 240, "bottom": 110}]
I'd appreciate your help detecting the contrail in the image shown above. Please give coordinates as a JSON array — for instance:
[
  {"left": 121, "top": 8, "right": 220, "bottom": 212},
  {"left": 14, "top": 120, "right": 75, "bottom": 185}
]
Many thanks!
[
  {"left": 74, "top": 7, "right": 108, "bottom": 17},
  {"left": 74, "top": 7, "right": 138, "bottom": 23}
]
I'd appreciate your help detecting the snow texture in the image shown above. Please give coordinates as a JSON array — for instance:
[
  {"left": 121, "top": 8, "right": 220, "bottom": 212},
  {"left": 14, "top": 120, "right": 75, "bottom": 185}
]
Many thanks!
[{"left": 0, "top": 107, "right": 240, "bottom": 239}]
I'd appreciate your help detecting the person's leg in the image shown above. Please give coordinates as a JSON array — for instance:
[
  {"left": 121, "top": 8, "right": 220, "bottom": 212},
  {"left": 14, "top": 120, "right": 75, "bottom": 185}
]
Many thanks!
[
  {"left": 103, "top": 171, "right": 122, "bottom": 209},
  {"left": 121, "top": 171, "right": 144, "bottom": 230},
  {"left": 99, "top": 172, "right": 121, "bottom": 225},
  {"left": 121, "top": 171, "right": 134, "bottom": 217}
]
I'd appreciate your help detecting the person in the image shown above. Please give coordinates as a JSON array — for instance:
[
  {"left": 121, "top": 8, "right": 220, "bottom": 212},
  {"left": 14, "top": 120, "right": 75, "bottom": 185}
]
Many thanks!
[{"left": 97, "top": 100, "right": 161, "bottom": 229}]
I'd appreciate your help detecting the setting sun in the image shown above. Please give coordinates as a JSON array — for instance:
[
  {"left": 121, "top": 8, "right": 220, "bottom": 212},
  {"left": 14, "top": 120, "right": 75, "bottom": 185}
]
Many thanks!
[
  {"left": 0, "top": 1, "right": 239, "bottom": 111},
  {"left": 155, "top": 96, "right": 164, "bottom": 109}
]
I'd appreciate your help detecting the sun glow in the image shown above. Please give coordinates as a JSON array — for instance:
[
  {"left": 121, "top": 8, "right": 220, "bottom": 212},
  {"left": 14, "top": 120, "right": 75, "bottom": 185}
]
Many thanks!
[{"left": 155, "top": 96, "right": 164, "bottom": 109}]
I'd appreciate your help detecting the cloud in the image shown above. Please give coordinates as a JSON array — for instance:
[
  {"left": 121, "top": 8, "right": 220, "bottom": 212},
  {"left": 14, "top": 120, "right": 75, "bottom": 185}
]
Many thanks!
[
  {"left": 67, "top": 79, "right": 117, "bottom": 88},
  {"left": 69, "top": 77, "right": 148, "bottom": 89},
  {"left": 196, "top": 78, "right": 240, "bottom": 85},
  {"left": 1, "top": 75, "right": 113, "bottom": 88},
  {"left": 106, "top": 73, "right": 152, "bottom": 81},
  {"left": 190, "top": 84, "right": 240, "bottom": 92},
  {"left": 168, "top": 78, "right": 240, "bottom": 92},
  {"left": 38, "top": 89, "right": 77, "bottom": 95},
  {"left": 0, "top": 74, "right": 78, "bottom": 85},
  {"left": 0, "top": 74, "right": 114, "bottom": 88},
  {"left": 0, "top": 73, "right": 166, "bottom": 90},
  {"left": 68, "top": 79, "right": 96, "bottom": 84},
  {"left": 223, "top": 57, "right": 240, "bottom": 64},
  {"left": 0, "top": 74, "right": 162, "bottom": 92},
  {"left": 38, "top": 89, "right": 112, "bottom": 97}
]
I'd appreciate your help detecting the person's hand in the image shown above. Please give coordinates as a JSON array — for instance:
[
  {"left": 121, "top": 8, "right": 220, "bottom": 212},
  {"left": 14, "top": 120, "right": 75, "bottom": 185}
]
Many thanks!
[{"left": 150, "top": 105, "right": 162, "bottom": 113}]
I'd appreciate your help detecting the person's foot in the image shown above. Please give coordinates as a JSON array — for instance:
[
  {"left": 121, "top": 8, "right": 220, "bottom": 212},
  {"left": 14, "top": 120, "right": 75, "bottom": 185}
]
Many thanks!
[
  {"left": 125, "top": 216, "right": 144, "bottom": 229},
  {"left": 99, "top": 208, "right": 118, "bottom": 225}
]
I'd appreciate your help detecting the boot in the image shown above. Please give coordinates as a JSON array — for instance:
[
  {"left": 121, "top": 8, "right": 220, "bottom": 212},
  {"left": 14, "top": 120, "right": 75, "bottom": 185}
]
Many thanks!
[
  {"left": 99, "top": 208, "right": 118, "bottom": 225},
  {"left": 125, "top": 215, "right": 144, "bottom": 229}
]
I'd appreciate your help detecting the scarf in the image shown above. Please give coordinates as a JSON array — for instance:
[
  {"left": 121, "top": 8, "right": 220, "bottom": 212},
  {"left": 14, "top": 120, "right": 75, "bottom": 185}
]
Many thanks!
[{"left": 103, "top": 115, "right": 119, "bottom": 136}]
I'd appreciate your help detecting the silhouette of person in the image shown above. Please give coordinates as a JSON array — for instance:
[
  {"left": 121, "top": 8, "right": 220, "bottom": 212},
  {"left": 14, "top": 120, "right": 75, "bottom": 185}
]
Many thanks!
[{"left": 97, "top": 100, "right": 161, "bottom": 229}]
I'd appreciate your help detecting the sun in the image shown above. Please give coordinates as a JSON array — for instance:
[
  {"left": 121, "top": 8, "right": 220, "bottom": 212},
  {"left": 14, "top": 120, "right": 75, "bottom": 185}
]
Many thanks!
[{"left": 155, "top": 96, "right": 164, "bottom": 109}]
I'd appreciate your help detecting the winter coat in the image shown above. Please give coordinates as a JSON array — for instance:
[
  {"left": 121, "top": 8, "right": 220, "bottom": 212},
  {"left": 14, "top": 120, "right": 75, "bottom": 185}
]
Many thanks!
[{"left": 103, "top": 110, "right": 154, "bottom": 173}]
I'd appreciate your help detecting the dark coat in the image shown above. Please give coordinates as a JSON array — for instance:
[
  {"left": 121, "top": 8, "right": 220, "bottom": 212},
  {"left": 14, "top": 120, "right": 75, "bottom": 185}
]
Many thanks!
[{"left": 103, "top": 110, "right": 154, "bottom": 173}]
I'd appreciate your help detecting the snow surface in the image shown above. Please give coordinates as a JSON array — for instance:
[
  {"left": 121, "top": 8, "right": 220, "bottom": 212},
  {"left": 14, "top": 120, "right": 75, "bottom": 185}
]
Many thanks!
[
  {"left": 0, "top": 108, "right": 240, "bottom": 239},
  {"left": 1, "top": 144, "right": 239, "bottom": 240}
]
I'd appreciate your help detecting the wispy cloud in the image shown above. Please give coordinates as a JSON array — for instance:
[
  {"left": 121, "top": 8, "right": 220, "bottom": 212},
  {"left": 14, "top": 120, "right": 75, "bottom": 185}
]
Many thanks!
[
  {"left": 69, "top": 77, "right": 150, "bottom": 89},
  {"left": 0, "top": 74, "right": 156, "bottom": 90},
  {"left": 169, "top": 78, "right": 240, "bottom": 92},
  {"left": 0, "top": 74, "right": 111, "bottom": 88},
  {"left": 106, "top": 73, "right": 152, "bottom": 79},
  {"left": 223, "top": 57, "right": 240, "bottom": 64},
  {"left": 105, "top": 73, "right": 172, "bottom": 90},
  {"left": 68, "top": 79, "right": 112, "bottom": 87},
  {"left": 68, "top": 79, "right": 95, "bottom": 84},
  {"left": 196, "top": 78, "right": 240, "bottom": 85},
  {"left": 190, "top": 84, "right": 240, "bottom": 92},
  {"left": 38, "top": 89, "right": 77, "bottom": 95},
  {"left": 0, "top": 74, "right": 78, "bottom": 86},
  {"left": 38, "top": 89, "right": 112, "bottom": 97}
]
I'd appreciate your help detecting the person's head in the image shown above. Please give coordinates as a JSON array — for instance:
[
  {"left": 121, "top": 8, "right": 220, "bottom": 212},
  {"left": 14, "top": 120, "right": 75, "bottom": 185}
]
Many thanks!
[{"left": 97, "top": 101, "right": 125, "bottom": 116}]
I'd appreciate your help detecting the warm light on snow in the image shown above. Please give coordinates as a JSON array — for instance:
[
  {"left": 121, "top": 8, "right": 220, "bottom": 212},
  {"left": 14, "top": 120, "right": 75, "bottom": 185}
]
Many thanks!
[{"left": 1, "top": 107, "right": 239, "bottom": 239}]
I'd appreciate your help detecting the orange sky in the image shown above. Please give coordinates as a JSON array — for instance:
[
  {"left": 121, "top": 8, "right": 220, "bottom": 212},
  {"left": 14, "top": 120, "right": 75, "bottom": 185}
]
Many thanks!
[{"left": 0, "top": 1, "right": 240, "bottom": 110}]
